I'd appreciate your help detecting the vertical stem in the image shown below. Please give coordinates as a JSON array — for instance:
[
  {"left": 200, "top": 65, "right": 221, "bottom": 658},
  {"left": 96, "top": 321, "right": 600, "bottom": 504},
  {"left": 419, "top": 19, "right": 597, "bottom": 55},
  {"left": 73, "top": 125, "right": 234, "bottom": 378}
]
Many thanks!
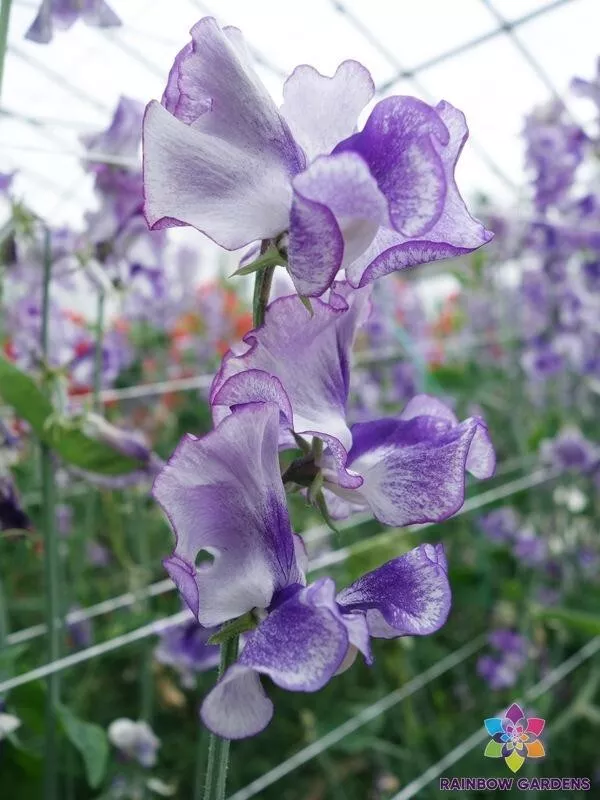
[
  {"left": 0, "top": 0, "right": 12, "bottom": 101},
  {"left": 41, "top": 227, "right": 60, "bottom": 800},
  {"left": 202, "top": 635, "right": 240, "bottom": 800},
  {"left": 92, "top": 288, "right": 105, "bottom": 409},
  {"left": 200, "top": 249, "right": 275, "bottom": 800},
  {"left": 252, "top": 241, "right": 275, "bottom": 328}
]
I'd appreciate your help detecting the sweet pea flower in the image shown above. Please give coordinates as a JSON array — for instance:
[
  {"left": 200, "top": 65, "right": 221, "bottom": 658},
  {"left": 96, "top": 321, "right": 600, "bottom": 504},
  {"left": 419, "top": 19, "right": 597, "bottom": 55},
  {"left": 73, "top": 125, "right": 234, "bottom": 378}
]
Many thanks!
[
  {"left": 143, "top": 17, "right": 491, "bottom": 297},
  {"left": 210, "top": 287, "right": 495, "bottom": 526},
  {"left": 540, "top": 427, "right": 599, "bottom": 473},
  {"left": 107, "top": 718, "right": 160, "bottom": 768},
  {"left": 154, "top": 613, "right": 219, "bottom": 688},
  {"left": 153, "top": 403, "right": 451, "bottom": 738},
  {"left": 25, "top": 0, "right": 120, "bottom": 43}
]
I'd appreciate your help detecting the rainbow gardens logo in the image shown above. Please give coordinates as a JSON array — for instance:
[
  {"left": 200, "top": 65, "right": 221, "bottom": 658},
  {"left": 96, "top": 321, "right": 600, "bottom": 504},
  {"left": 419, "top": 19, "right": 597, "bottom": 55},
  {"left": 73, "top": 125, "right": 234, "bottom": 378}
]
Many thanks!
[{"left": 484, "top": 703, "right": 545, "bottom": 773}]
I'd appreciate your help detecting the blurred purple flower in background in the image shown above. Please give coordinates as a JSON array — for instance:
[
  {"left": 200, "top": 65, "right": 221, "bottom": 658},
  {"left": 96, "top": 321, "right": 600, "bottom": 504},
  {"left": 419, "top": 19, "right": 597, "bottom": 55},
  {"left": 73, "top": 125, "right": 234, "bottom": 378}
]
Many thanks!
[{"left": 25, "top": 0, "right": 121, "bottom": 44}]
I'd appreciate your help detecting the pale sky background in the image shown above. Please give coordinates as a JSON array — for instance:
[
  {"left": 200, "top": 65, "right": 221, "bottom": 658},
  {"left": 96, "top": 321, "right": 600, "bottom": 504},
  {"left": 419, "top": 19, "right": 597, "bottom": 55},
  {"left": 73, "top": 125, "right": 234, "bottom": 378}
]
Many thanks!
[{"left": 2, "top": 0, "right": 600, "bottom": 238}]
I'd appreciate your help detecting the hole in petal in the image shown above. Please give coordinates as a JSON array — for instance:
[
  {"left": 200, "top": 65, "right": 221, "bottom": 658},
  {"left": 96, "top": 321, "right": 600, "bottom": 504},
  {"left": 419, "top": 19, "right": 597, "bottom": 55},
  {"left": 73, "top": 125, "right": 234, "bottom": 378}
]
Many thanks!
[{"left": 195, "top": 549, "right": 216, "bottom": 572}]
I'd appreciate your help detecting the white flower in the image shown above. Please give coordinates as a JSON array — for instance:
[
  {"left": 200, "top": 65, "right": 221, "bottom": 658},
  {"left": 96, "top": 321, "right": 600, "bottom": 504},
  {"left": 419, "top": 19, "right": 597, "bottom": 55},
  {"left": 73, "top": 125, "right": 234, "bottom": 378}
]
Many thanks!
[
  {"left": 107, "top": 718, "right": 160, "bottom": 768},
  {"left": 0, "top": 713, "right": 21, "bottom": 739}
]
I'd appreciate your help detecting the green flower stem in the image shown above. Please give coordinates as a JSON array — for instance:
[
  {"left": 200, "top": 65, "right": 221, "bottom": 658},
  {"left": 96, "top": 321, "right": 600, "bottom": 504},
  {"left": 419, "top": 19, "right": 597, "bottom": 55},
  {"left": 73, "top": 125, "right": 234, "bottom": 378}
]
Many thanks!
[
  {"left": 92, "top": 289, "right": 105, "bottom": 409},
  {"left": 201, "top": 244, "right": 276, "bottom": 800},
  {"left": 252, "top": 241, "right": 275, "bottom": 328},
  {"left": 41, "top": 228, "right": 61, "bottom": 800},
  {"left": 0, "top": 0, "right": 12, "bottom": 101},
  {"left": 202, "top": 634, "right": 240, "bottom": 800}
]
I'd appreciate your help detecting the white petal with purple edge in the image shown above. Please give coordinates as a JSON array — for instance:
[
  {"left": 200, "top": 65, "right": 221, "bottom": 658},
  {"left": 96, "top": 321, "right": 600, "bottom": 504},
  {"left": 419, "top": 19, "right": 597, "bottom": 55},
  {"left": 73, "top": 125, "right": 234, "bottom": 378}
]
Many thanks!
[
  {"left": 337, "top": 544, "right": 451, "bottom": 638},
  {"left": 153, "top": 403, "right": 304, "bottom": 626},
  {"left": 143, "top": 101, "right": 292, "bottom": 246},
  {"left": 281, "top": 60, "right": 375, "bottom": 161},
  {"left": 345, "top": 416, "right": 494, "bottom": 526},
  {"left": 292, "top": 153, "right": 389, "bottom": 269},
  {"left": 200, "top": 665, "right": 273, "bottom": 739}
]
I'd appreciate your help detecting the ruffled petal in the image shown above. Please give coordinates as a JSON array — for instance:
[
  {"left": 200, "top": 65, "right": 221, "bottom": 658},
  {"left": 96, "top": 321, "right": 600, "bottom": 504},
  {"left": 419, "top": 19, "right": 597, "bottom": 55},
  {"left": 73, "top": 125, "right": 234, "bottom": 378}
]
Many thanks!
[
  {"left": 200, "top": 665, "right": 273, "bottom": 739},
  {"left": 290, "top": 153, "right": 389, "bottom": 285},
  {"left": 336, "top": 96, "right": 450, "bottom": 237},
  {"left": 345, "top": 413, "right": 495, "bottom": 526},
  {"left": 337, "top": 543, "right": 451, "bottom": 638},
  {"left": 211, "top": 287, "right": 370, "bottom": 488},
  {"left": 287, "top": 191, "right": 344, "bottom": 297},
  {"left": 281, "top": 60, "right": 374, "bottom": 161},
  {"left": 143, "top": 100, "right": 292, "bottom": 246},
  {"left": 342, "top": 101, "right": 493, "bottom": 288},
  {"left": 153, "top": 403, "right": 304, "bottom": 626},
  {"left": 239, "top": 579, "right": 352, "bottom": 691}
]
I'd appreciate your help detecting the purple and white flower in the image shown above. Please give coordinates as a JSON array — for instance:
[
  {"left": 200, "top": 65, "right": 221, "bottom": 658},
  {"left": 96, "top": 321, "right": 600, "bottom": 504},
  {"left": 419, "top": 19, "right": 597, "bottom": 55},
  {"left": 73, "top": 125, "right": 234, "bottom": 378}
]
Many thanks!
[
  {"left": 143, "top": 17, "right": 491, "bottom": 297},
  {"left": 210, "top": 287, "right": 495, "bottom": 526},
  {"left": 153, "top": 403, "right": 451, "bottom": 738},
  {"left": 107, "top": 718, "right": 160, "bottom": 768},
  {"left": 25, "top": 0, "right": 121, "bottom": 44}
]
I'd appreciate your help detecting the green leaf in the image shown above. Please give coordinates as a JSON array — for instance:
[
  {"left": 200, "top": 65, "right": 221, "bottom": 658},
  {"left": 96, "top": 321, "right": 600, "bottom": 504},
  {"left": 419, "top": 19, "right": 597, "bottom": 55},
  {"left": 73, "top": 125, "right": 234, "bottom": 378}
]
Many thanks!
[
  {"left": 0, "top": 356, "right": 141, "bottom": 475},
  {"left": 534, "top": 605, "right": 600, "bottom": 635},
  {"left": 57, "top": 704, "right": 109, "bottom": 789}
]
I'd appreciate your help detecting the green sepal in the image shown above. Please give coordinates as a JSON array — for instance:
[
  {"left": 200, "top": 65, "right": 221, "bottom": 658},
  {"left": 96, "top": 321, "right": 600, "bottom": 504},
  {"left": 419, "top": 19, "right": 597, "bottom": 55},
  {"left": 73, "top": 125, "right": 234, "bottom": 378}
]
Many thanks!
[
  {"left": 230, "top": 245, "right": 284, "bottom": 277},
  {"left": 314, "top": 489, "right": 339, "bottom": 534},
  {"left": 208, "top": 611, "right": 257, "bottom": 646},
  {"left": 298, "top": 295, "right": 314, "bottom": 316}
]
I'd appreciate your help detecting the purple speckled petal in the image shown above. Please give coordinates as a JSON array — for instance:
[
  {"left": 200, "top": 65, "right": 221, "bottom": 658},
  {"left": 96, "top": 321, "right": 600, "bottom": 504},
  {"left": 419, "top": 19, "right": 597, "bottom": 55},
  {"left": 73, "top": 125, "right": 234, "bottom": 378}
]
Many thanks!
[
  {"left": 281, "top": 60, "right": 374, "bottom": 161},
  {"left": 211, "top": 287, "right": 370, "bottom": 487},
  {"left": 343, "top": 102, "right": 492, "bottom": 288},
  {"left": 200, "top": 578, "right": 368, "bottom": 739},
  {"left": 337, "top": 544, "right": 451, "bottom": 638},
  {"left": 288, "top": 191, "right": 344, "bottom": 297},
  {"left": 336, "top": 96, "right": 449, "bottom": 237},
  {"left": 291, "top": 152, "right": 389, "bottom": 280},
  {"left": 345, "top": 411, "right": 494, "bottom": 526},
  {"left": 153, "top": 403, "right": 304, "bottom": 626}
]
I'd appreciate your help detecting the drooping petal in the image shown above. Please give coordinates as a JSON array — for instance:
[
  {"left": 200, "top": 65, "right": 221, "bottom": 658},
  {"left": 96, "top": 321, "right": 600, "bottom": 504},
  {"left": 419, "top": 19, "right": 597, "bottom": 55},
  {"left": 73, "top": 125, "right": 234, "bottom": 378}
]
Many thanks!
[
  {"left": 153, "top": 403, "right": 304, "bottom": 626},
  {"left": 210, "top": 287, "right": 370, "bottom": 488},
  {"left": 281, "top": 61, "right": 374, "bottom": 161},
  {"left": 335, "top": 96, "right": 450, "bottom": 237},
  {"left": 344, "top": 413, "right": 495, "bottom": 526},
  {"left": 200, "top": 665, "right": 274, "bottom": 739},
  {"left": 337, "top": 544, "right": 451, "bottom": 638},
  {"left": 288, "top": 153, "right": 389, "bottom": 296},
  {"left": 143, "top": 100, "right": 292, "bottom": 246}
]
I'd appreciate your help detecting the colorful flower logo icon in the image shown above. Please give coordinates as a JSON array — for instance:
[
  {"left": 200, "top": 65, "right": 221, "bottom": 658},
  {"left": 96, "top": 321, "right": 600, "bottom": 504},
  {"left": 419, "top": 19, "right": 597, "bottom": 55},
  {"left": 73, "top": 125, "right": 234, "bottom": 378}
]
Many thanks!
[{"left": 484, "top": 702, "right": 545, "bottom": 773}]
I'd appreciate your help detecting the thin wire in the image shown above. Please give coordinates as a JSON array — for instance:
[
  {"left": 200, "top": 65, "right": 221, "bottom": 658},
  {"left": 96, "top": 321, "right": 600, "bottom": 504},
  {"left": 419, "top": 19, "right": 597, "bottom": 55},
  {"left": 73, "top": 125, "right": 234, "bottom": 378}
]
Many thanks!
[
  {"left": 226, "top": 636, "right": 486, "bottom": 800},
  {"left": 331, "top": 0, "right": 518, "bottom": 192},
  {"left": 480, "top": 0, "right": 578, "bottom": 117},
  {"left": 308, "top": 467, "right": 560, "bottom": 573},
  {"left": 0, "top": 141, "right": 138, "bottom": 167},
  {"left": 0, "top": 610, "right": 191, "bottom": 694},
  {"left": 9, "top": 44, "right": 111, "bottom": 113},
  {"left": 377, "top": 0, "right": 579, "bottom": 93},
  {"left": 391, "top": 635, "right": 600, "bottom": 800},
  {"left": 6, "top": 464, "right": 556, "bottom": 656}
]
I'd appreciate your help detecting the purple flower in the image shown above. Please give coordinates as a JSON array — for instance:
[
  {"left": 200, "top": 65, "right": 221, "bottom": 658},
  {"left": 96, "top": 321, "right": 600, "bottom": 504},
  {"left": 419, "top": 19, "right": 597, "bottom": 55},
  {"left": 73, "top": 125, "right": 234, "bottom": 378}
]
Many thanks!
[
  {"left": 210, "top": 287, "right": 495, "bottom": 526},
  {"left": 25, "top": 0, "right": 120, "bottom": 43},
  {"left": 540, "top": 428, "right": 599, "bottom": 473},
  {"left": 143, "top": 17, "right": 491, "bottom": 297},
  {"left": 153, "top": 403, "right": 451, "bottom": 738},
  {"left": 66, "top": 605, "right": 93, "bottom": 649},
  {"left": 513, "top": 528, "right": 548, "bottom": 567},
  {"left": 478, "top": 507, "right": 520, "bottom": 543},
  {"left": 477, "top": 629, "right": 529, "bottom": 691},
  {"left": 81, "top": 96, "right": 144, "bottom": 168},
  {"left": 154, "top": 614, "right": 219, "bottom": 688},
  {"left": 572, "top": 57, "right": 600, "bottom": 114},
  {"left": 0, "top": 476, "right": 31, "bottom": 531},
  {"left": 107, "top": 719, "right": 159, "bottom": 768},
  {"left": 0, "top": 172, "right": 15, "bottom": 194}
]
